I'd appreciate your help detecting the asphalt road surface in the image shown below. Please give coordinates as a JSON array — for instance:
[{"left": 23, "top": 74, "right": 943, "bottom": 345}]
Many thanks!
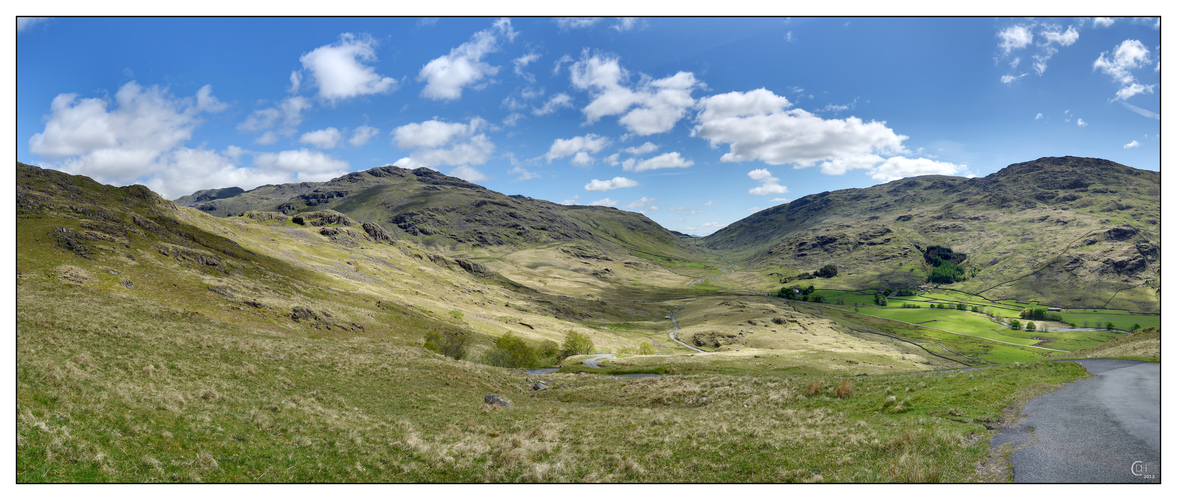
[{"left": 992, "top": 359, "right": 1160, "bottom": 483}]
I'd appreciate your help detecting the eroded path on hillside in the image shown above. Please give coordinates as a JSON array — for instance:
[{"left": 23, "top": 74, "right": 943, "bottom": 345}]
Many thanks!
[{"left": 993, "top": 359, "right": 1160, "bottom": 483}]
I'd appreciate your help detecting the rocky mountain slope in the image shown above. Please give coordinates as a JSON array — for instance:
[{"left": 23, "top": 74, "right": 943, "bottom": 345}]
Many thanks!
[
  {"left": 702, "top": 157, "right": 1160, "bottom": 312},
  {"left": 176, "top": 165, "right": 699, "bottom": 263}
]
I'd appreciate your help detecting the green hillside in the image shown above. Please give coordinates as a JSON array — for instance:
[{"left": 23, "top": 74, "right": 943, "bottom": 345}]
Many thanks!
[
  {"left": 702, "top": 157, "right": 1160, "bottom": 313},
  {"left": 16, "top": 158, "right": 1157, "bottom": 483}
]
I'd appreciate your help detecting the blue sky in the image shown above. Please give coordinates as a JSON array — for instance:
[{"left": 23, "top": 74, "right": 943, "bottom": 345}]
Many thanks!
[{"left": 16, "top": 16, "right": 1161, "bottom": 236}]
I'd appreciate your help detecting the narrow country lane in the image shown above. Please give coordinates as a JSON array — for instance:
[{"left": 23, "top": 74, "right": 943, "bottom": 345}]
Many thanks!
[{"left": 992, "top": 359, "right": 1160, "bottom": 483}]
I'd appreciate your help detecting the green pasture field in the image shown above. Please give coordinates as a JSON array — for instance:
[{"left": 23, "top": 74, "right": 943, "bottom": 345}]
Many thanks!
[{"left": 784, "top": 288, "right": 1151, "bottom": 363}]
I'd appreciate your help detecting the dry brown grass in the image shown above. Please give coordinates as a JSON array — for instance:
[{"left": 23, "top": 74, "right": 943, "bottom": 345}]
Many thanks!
[
  {"left": 806, "top": 380, "right": 823, "bottom": 396},
  {"left": 835, "top": 379, "right": 853, "bottom": 399}
]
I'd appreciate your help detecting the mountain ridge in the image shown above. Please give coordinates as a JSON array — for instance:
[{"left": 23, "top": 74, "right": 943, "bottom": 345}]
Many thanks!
[{"left": 162, "top": 155, "right": 1160, "bottom": 312}]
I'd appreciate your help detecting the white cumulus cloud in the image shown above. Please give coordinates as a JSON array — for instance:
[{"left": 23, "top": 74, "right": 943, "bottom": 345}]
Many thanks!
[
  {"left": 1093, "top": 17, "right": 1115, "bottom": 28},
  {"left": 1124, "top": 140, "right": 1140, "bottom": 148},
  {"left": 26, "top": 81, "right": 252, "bottom": 198},
  {"left": 299, "top": 127, "right": 342, "bottom": 149},
  {"left": 253, "top": 148, "right": 350, "bottom": 176},
  {"left": 570, "top": 51, "right": 703, "bottom": 135},
  {"left": 348, "top": 125, "right": 379, "bottom": 146},
  {"left": 870, "top": 157, "right": 965, "bottom": 182},
  {"left": 513, "top": 52, "right": 540, "bottom": 82},
  {"left": 747, "top": 169, "right": 788, "bottom": 196},
  {"left": 449, "top": 165, "right": 488, "bottom": 182},
  {"left": 589, "top": 197, "right": 618, "bottom": 207},
  {"left": 394, "top": 118, "right": 486, "bottom": 149},
  {"left": 392, "top": 118, "right": 494, "bottom": 169},
  {"left": 626, "top": 196, "right": 657, "bottom": 209},
  {"left": 623, "top": 152, "right": 693, "bottom": 172},
  {"left": 1093, "top": 39, "right": 1153, "bottom": 98},
  {"left": 534, "top": 93, "right": 574, "bottom": 116},
  {"left": 585, "top": 176, "right": 639, "bottom": 191},
  {"left": 998, "top": 25, "right": 1033, "bottom": 55},
  {"left": 300, "top": 33, "right": 397, "bottom": 102},
  {"left": 693, "top": 88, "right": 908, "bottom": 169},
  {"left": 237, "top": 96, "right": 312, "bottom": 141},
  {"left": 544, "top": 134, "right": 610, "bottom": 163},
  {"left": 418, "top": 18, "right": 515, "bottom": 101}
]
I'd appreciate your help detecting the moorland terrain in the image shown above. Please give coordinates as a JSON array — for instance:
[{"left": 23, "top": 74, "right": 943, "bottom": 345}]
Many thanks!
[{"left": 16, "top": 156, "right": 1159, "bottom": 482}]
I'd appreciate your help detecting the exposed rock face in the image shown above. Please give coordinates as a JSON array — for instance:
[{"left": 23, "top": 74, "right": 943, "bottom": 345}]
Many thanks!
[
  {"left": 319, "top": 227, "right": 364, "bottom": 247},
  {"left": 361, "top": 222, "right": 393, "bottom": 242},
  {"left": 156, "top": 243, "right": 231, "bottom": 275},
  {"left": 291, "top": 210, "right": 356, "bottom": 227},
  {"left": 52, "top": 227, "right": 96, "bottom": 260},
  {"left": 454, "top": 259, "right": 488, "bottom": 275},
  {"left": 692, "top": 330, "right": 747, "bottom": 348},
  {"left": 243, "top": 211, "right": 288, "bottom": 223},
  {"left": 290, "top": 306, "right": 363, "bottom": 331}
]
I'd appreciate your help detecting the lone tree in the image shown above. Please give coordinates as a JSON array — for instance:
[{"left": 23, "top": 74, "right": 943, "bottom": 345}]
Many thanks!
[
  {"left": 1010, "top": 319, "right": 1022, "bottom": 330},
  {"left": 561, "top": 331, "right": 595, "bottom": 360},
  {"left": 815, "top": 264, "right": 838, "bottom": 278}
]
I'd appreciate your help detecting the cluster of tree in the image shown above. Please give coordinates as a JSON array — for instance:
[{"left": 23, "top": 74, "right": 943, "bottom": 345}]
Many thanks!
[
  {"left": 874, "top": 292, "right": 888, "bottom": 306},
  {"left": 923, "top": 245, "right": 967, "bottom": 265},
  {"left": 928, "top": 262, "right": 967, "bottom": 284},
  {"left": 1009, "top": 320, "right": 1041, "bottom": 331},
  {"left": 427, "top": 329, "right": 596, "bottom": 369},
  {"left": 778, "top": 264, "right": 838, "bottom": 283},
  {"left": 778, "top": 285, "right": 824, "bottom": 302},
  {"left": 923, "top": 245, "right": 969, "bottom": 284},
  {"left": 1020, "top": 307, "right": 1063, "bottom": 322}
]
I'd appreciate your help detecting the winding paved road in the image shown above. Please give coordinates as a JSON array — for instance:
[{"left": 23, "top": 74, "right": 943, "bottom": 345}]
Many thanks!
[
  {"left": 992, "top": 359, "right": 1160, "bottom": 483},
  {"left": 581, "top": 353, "right": 614, "bottom": 368}
]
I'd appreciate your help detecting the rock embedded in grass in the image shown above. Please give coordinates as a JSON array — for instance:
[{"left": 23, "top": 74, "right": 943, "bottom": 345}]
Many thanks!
[{"left": 484, "top": 395, "right": 513, "bottom": 407}]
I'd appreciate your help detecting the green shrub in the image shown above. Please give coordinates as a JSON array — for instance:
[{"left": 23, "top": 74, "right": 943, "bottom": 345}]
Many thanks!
[
  {"left": 1009, "top": 319, "right": 1022, "bottom": 330},
  {"left": 1026, "top": 322, "right": 1036, "bottom": 331},
  {"left": 483, "top": 332, "right": 539, "bottom": 369},
  {"left": 637, "top": 342, "right": 655, "bottom": 355},
  {"left": 561, "top": 331, "right": 595, "bottom": 360},
  {"left": 423, "top": 329, "right": 470, "bottom": 360},
  {"left": 538, "top": 340, "right": 560, "bottom": 365}
]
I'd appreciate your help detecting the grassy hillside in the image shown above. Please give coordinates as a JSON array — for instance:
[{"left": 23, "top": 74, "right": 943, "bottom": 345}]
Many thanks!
[
  {"left": 703, "top": 157, "right": 1160, "bottom": 313},
  {"left": 1049, "top": 327, "right": 1160, "bottom": 362},
  {"left": 14, "top": 161, "right": 1146, "bottom": 482}
]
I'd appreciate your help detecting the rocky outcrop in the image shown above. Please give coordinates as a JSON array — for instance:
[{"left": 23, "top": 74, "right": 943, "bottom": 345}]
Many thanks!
[
  {"left": 692, "top": 330, "right": 747, "bottom": 348},
  {"left": 361, "top": 222, "right": 393, "bottom": 243},
  {"left": 243, "top": 211, "right": 288, "bottom": 223},
  {"left": 291, "top": 210, "right": 355, "bottom": 227}
]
